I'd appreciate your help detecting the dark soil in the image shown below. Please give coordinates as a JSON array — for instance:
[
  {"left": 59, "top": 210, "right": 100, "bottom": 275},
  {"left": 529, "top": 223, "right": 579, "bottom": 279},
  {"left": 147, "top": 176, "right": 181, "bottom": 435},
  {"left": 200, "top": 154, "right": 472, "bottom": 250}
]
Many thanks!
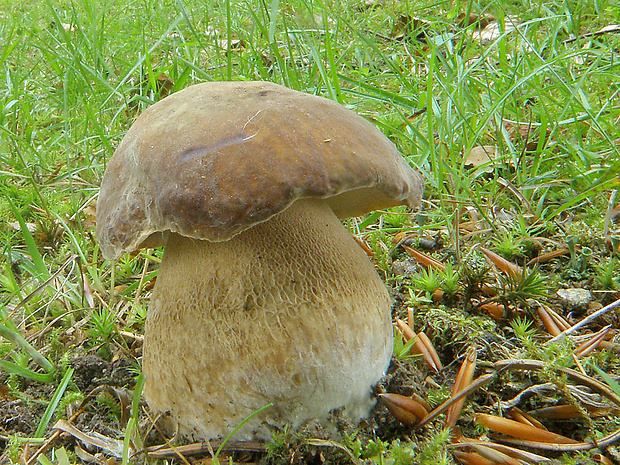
[
  {"left": 0, "top": 349, "right": 428, "bottom": 464},
  {"left": 0, "top": 354, "right": 137, "bottom": 462}
]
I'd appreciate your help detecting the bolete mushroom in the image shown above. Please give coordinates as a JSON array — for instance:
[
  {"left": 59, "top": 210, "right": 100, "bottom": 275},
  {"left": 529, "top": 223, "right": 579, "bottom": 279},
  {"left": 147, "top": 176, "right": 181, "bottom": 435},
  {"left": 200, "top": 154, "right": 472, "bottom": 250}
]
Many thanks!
[{"left": 96, "top": 81, "right": 423, "bottom": 440}]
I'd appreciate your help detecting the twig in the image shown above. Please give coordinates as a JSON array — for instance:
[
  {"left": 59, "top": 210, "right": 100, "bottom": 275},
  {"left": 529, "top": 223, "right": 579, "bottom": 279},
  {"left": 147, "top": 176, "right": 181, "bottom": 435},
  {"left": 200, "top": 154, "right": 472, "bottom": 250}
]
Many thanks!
[
  {"left": 603, "top": 190, "right": 618, "bottom": 242},
  {"left": 494, "top": 359, "right": 620, "bottom": 407},
  {"left": 144, "top": 441, "right": 266, "bottom": 459},
  {"left": 547, "top": 298, "right": 620, "bottom": 344},
  {"left": 563, "top": 24, "right": 620, "bottom": 44}
]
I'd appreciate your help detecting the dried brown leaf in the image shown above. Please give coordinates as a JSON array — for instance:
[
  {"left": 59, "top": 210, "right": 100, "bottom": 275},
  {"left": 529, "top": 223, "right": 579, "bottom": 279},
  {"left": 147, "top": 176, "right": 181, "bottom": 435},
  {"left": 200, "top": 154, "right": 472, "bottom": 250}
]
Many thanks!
[
  {"left": 417, "top": 331, "right": 443, "bottom": 372},
  {"left": 480, "top": 302, "right": 505, "bottom": 320},
  {"left": 402, "top": 245, "right": 445, "bottom": 271},
  {"left": 536, "top": 305, "right": 562, "bottom": 336},
  {"left": 378, "top": 393, "right": 428, "bottom": 425},
  {"left": 353, "top": 235, "right": 374, "bottom": 257},
  {"left": 479, "top": 246, "right": 522, "bottom": 279},
  {"left": 456, "top": 13, "right": 495, "bottom": 29},
  {"left": 446, "top": 346, "right": 477, "bottom": 428},
  {"left": 396, "top": 319, "right": 442, "bottom": 372},
  {"left": 506, "top": 407, "right": 547, "bottom": 430},
  {"left": 474, "top": 413, "right": 578, "bottom": 444},
  {"left": 454, "top": 437, "right": 553, "bottom": 462},
  {"left": 452, "top": 450, "right": 497, "bottom": 465},
  {"left": 468, "top": 444, "right": 521, "bottom": 465},
  {"left": 465, "top": 145, "right": 498, "bottom": 171},
  {"left": 574, "top": 325, "right": 612, "bottom": 358},
  {"left": 526, "top": 248, "right": 570, "bottom": 266}
]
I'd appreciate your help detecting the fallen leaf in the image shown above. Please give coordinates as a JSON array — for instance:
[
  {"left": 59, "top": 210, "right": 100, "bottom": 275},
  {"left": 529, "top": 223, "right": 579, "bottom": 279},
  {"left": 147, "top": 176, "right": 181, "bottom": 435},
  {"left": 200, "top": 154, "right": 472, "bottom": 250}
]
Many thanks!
[
  {"left": 479, "top": 246, "right": 522, "bottom": 279},
  {"left": 474, "top": 413, "right": 579, "bottom": 444},
  {"left": 456, "top": 13, "right": 495, "bottom": 29},
  {"left": 402, "top": 245, "right": 445, "bottom": 271},
  {"left": 479, "top": 302, "right": 505, "bottom": 320},
  {"left": 506, "top": 407, "right": 547, "bottom": 430},
  {"left": 218, "top": 38, "right": 246, "bottom": 54},
  {"left": 473, "top": 15, "right": 519, "bottom": 45},
  {"left": 378, "top": 393, "right": 428, "bottom": 425},
  {"left": 574, "top": 325, "right": 611, "bottom": 358},
  {"left": 465, "top": 145, "right": 498, "bottom": 171},
  {"left": 446, "top": 346, "right": 477, "bottom": 428},
  {"left": 451, "top": 450, "right": 496, "bottom": 465}
]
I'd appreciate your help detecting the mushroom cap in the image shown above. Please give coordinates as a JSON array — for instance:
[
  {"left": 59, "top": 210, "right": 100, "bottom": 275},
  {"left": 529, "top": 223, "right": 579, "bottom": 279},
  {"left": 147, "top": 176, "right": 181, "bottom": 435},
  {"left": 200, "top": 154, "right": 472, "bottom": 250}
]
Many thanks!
[{"left": 97, "top": 81, "right": 423, "bottom": 260}]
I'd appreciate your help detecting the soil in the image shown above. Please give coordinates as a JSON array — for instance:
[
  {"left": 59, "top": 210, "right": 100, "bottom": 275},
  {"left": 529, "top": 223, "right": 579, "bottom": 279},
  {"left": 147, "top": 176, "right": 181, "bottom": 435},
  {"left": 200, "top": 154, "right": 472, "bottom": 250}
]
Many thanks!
[
  {"left": 1, "top": 270, "right": 619, "bottom": 463},
  {"left": 0, "top": 355, "right": 137, "bottom": 462},
  {"left": 0, "top": 347, "right": 428, "bottom": 464}
]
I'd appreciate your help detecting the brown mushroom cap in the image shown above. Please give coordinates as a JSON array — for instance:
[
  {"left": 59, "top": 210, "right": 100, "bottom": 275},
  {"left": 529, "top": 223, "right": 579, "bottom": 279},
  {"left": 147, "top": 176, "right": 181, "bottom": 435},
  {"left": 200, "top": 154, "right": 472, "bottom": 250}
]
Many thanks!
[{"left": 97, "top": 81, "right": 423, "bottom": 260}]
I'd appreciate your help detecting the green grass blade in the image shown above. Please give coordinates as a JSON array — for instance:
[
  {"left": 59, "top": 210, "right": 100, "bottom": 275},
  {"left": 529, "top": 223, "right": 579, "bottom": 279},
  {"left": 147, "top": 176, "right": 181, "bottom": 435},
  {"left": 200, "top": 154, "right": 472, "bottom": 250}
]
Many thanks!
[
  {"left": 121, "top": 418, "right": 136, "bottom": 465},
  {"left": 121, "top": 373, "right": 146, "bottom": 465},
  {"left": 131, "top": 373, "right": 146, "bottom": 420},
  {"left": 592, "top": 365, "right": 620, "bottom": 398},
  {"left": 34, "top": 367, "right": 74, "bottom": 437},
  {"left": 5, "top": 197, "right": 50, "bottom": 281},
  {"left": 0, "top": 322, "right": 54, "bottom": 373},
  {"left": 37, "top": 454, "right": 54, "bottom": 465},
  {"left": 215, "top": 403, "right": 273, "bottom": 458},
  {"left": 0, "top": 360, "right": 54, "bottom": 383}
]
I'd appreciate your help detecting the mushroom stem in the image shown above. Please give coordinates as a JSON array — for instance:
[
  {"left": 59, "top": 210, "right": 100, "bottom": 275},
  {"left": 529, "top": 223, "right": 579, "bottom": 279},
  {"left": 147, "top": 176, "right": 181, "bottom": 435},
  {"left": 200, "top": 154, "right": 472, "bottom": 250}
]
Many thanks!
[{"left": 143, "top": 198, "right": 393, "bottom": 440}]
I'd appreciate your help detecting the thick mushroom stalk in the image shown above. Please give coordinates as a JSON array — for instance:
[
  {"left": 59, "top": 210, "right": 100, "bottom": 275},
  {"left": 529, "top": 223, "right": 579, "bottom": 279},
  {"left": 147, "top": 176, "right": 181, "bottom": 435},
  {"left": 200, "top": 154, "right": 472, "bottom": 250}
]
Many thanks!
[{"left": 144, "top": 199, "right": 393, "bottom": 440}]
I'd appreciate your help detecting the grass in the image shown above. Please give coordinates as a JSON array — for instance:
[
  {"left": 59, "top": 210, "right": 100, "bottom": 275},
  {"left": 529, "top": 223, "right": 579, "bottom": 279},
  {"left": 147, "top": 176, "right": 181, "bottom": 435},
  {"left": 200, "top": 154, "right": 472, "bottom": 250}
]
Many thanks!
[{"left": 1, "top": 0, "right": 620, "bottom": 463}]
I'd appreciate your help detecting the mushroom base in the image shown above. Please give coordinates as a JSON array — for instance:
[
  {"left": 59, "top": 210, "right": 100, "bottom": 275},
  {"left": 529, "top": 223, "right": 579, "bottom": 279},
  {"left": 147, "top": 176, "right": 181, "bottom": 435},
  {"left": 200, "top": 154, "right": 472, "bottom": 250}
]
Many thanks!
[{"left": 143, "top": 199, "right": 393, "bottom": 440}]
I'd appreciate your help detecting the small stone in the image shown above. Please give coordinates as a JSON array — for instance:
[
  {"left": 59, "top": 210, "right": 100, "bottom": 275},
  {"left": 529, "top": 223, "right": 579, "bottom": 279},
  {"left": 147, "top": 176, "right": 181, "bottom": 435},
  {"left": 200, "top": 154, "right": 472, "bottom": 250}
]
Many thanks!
[
  {"left": 556, "top": 288, "right": 592, "bottom": 311},
  {"left": 391, "top": 258, "right": 420, "bottom": 277}
]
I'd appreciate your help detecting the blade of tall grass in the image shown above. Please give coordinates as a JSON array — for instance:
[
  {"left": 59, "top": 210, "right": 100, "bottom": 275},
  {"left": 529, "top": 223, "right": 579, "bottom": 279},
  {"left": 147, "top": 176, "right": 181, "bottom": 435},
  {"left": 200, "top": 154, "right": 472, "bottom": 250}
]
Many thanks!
[
  {"left": 6, "top": 197, "right": 50, "bottom": 281},
  {"left": 0, "top": 321, "right": 54, "bottom": 374},
  {"left": 34, "top": 367, "right": 74, "bottom": 438}
]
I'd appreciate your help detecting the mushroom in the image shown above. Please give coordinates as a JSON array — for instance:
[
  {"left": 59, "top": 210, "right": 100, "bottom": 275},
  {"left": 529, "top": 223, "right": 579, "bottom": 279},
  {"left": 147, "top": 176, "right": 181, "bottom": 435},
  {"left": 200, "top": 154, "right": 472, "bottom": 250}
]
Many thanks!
[{"left": 96, "top": 81, "right": 423, "bottom": 440}]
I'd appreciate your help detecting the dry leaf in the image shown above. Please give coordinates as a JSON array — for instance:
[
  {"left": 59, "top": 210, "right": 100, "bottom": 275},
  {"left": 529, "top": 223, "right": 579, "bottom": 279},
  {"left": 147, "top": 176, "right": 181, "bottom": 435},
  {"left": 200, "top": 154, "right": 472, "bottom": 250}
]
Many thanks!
[
  {"left": 465, "top": 145, "right": 498, "bottom": 171},
  {"left": 396, "top": 318, "right": 416, "bottom": 340},
  {"left": 396, "top": 319, "right": 442, "bottom": 372},
  {"left": 454, "top": 437, "right": 553, "bottom": 462},
  {"left": 473, "top": 15, "right": 519, "bottom": 45},
  {"left": 156, "top": 73, "right": 174, "bottom": 97},
  {"left": 417, "top": 331, "right": 443, "bottom": 371},
  {"left": 503, "top": 120, "right": 551, "bottom": 153},
  {"left": 574, "top": 325, "right": 611, "bottom": 358},
  {"left": 391, "top": 13, "right": 433, "bottom": 42},
  {"left": 451, "top": 450, "right": 496, "bottom": 465},
  {"left": 53, "top": 420, "right": 126, "bottom": 458},
  {"left": 479, "top": 302, "right": 505, "bottom": 320},
  {"left": 456, "top": 13, "right": 495, "bottom": 29},
  {"left": 536, "top": 305, "right": 562, "bottom": 336},
  {"left": 402, "top": 245, "right": 445, "bottom": 271},
  {"left": 353, "top": 235, "right": 374, "bottom": 257},
  {"left": 526, "top": 247, "right": 569, "bottom": 266},
  {"left": 479, "top": 246, "right": 522, "bottom": 279},
  {"left": 529, "top": 405, "right": 583, "bottom": 420},
  {"left": 474, "top": 413, "right": 579, "bottom": 444},
  {"left": 445, "top": 346, "right": 477, "bottom": 428},
  {"left": 506, "top": 407, "right": 547, "bottom": 430},
  {"left": 378, "top": 393, "right": 428, "bottom": 425},
  {"left": 467, "top": 444, "right": 521, "bottom": 465},
  {"left": 218, "top": 38, "right": 246, "bottom": 54}
]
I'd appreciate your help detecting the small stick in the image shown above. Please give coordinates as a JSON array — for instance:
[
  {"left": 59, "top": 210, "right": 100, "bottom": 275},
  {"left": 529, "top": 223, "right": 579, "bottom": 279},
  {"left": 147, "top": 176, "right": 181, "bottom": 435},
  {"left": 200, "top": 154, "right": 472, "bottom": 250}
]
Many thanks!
[{"left": 547, "top": 298, "right": 620, "bottom": 344}]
